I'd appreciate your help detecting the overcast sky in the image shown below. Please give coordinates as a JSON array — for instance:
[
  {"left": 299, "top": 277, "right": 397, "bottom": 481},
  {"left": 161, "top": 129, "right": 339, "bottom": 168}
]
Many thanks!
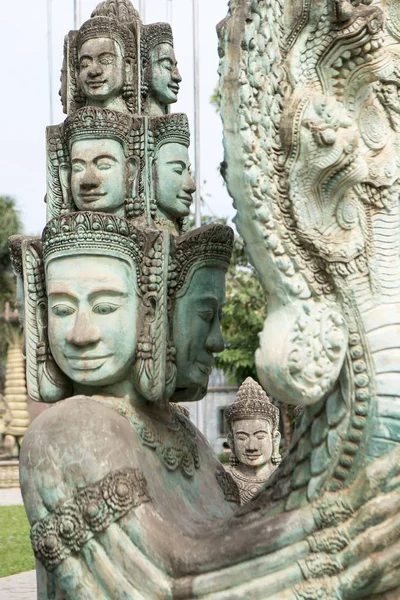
[{"left": 0, "top": 0, "right": 234, "bottom": 236}]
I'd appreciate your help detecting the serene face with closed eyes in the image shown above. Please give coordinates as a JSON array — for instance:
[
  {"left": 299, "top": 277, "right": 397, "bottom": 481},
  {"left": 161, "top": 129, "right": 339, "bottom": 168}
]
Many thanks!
[
  {"left": 47, "top": 254, "right": 137, "bottom": 387},
  {"left": 78, "top": 37, "right": 125, "bottom": 104},
  {"left": 70, "top": 139, "right": 126, "bottom": 215},
  {"left": 173, "top": 266, "right": 226, "bottom": 400},
  {"left": 232, "top": 419, "right": 273, "bottom": 468},
  {"left": 155, "top": 142, "right": 196, "bottom": 222}
]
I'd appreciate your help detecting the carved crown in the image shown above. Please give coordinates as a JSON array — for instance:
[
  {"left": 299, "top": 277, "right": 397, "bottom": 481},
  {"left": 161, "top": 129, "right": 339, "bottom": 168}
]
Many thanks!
[
  {"left": 76, "top": 14, "right": 135, "bottom": 59},
  {"left": 42, "top": 212, "right": 145, "bottom": 271},
  {"left": 225, "top": 378, "right": 280, "bottom": 431},
  {"left": 150, "top": 113, "right": 190, "bottom": 150},
  {"left": 91, "top": 0, "right": 140, "bottom": 23},
  {"left": 63, "top": 107, "right": 138, "bottom": 153},
  {"left": 171, "top": 224, "right": 234, "bottom": 296},
  {"left": 141, "top": 23, "right": 174, "bottom": 59}
]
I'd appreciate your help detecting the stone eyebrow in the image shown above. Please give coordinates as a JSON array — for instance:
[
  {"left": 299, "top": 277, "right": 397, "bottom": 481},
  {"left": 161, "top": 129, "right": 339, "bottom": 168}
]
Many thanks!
[
  {"left": 48, "top": 289, "right": 128, "bottom": 299},
  {"left": 71, "top": 155, "right": 118, "bottom": 164},
  {"left": 79, "top": 51, "right": 117, "bottom": 60},
  {"left": 94, "top": 154, "right": 118, "bottom": 162},
  {"left": 87, "top": 289, "right": 128, "bottom": 301},
  {"left": 166, "top": 160, "right": 186, "bottom": 168}
]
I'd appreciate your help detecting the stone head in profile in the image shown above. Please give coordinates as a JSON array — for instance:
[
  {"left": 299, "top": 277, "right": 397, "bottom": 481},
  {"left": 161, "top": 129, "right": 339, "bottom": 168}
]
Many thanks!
[
  {"left": 170, "top": 224, "right": 234, "bottom": 402},
  {"left": 141, "top": 22, "right": 181, "bottom": 116},
  {"left": 150, "top": 113, "right": 195, "bottom": 234}
]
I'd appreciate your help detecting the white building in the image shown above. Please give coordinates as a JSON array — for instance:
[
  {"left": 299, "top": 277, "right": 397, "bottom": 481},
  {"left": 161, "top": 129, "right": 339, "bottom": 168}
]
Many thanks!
[{"left": 180, "top": 370, "right": 238, "bottom": 455}]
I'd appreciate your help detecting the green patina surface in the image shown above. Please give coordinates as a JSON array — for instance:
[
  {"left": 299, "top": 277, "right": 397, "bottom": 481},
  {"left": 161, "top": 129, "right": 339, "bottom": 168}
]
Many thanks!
[{"left": 7, "top": 0, "right": 400, "bottom": 597}]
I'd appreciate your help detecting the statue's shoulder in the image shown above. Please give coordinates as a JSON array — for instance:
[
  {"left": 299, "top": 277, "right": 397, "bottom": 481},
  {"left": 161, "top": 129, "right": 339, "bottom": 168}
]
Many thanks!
[
  {"left": 23, "top": 395, "right": 135, "bottom": 453},
  {"left": 20, "top": 396, "right": 142, "bottom": 522}
]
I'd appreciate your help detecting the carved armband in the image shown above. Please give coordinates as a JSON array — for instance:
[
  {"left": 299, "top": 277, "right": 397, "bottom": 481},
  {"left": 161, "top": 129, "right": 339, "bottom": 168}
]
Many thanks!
[
  {"left": 30, "top": 468, "right": 149, "bottom": 571},
  {"left": 215, "top": 470, "right": 240, "bottom": 504}
]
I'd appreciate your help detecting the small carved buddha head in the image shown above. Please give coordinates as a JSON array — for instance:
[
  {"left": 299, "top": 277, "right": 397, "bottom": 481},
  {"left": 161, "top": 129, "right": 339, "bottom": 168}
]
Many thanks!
[
  {"left": 170, "top": 224, "right": 234, "bottom": 402},
  {"left": 141, "top": 23, "right": 181, "bottom": 115},
  {"left": 150, "top": 114, "right": 195, "bottom": 234},
  {"left": 61, "top": 107, "right": 140, "bottom": 218},
  {"left": 225, "top": 378, "right": 281, "bottom": 469},
  {"left": 75, "top": 15, "right": 136, "bottom": 112}
]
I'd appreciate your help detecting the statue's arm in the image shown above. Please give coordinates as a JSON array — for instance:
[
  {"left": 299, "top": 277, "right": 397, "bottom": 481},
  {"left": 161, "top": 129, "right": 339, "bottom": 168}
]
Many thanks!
[
  {"left": 19, "top": 397, "right": 172, "bottom": 599},
  {"left": 170, "top": 446, "right": 400, "bottom": 599}
]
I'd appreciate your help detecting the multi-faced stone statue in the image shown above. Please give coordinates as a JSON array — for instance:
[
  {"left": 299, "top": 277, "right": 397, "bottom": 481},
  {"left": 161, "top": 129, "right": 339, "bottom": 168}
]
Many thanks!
[
  {"left": 225, "top": 377, "right": 281, "bottom": 505},
  {"left": 67, "top": 14, "right": 137, "bottom": 115},
  {"left": 17, "top": 219, "right": 238, "bottom": 598},
  {"left": 46, "top": 107, "right": 142, "bottom": 220},
  {"left": 141, "top": 23, "right": 181, "bottom": 116},
  {"left": 170, "top": 224, "right": 234, "bottom": 401},
  {"left": 150, "top": 113, "right": 195, "bottom": 235}
]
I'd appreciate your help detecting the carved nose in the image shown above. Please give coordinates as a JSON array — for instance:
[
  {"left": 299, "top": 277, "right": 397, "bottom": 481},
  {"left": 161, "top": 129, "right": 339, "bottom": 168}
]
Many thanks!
[
  {"left": 172, "top": 66, "right": 182, "bottom": 84},
  {"left": 88, "top": 60, "right": 103, "bottom": 77},
  {"left": 205, "top": 320, "right": 224, "bottom": 354},
  {"left": 246, "top": 438, "right": 258, "bottom": 452},
  {"left": 184, "top": 173, "right": 196, "bottom": 195},
  {"left": 80, "top": 167, "right": 101, "bottom": 190},
  {"left": 66, "top": 311, "right": 100, "bottom": 347}
]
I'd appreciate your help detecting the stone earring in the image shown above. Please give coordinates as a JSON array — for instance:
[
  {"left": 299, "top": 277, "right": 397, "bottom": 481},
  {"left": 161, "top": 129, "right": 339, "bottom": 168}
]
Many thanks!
[
  {"left": 122, "top": 82, "right": 135, "bottom": 113},
  {"left": 271, "top": 431, "right": 282, "bottom": 465},
  {"left": 36, "top": 341, "right": 73, "bottom": 403},
  {"left": 227, "top": 433, "right": 239, "bottom": 466}
]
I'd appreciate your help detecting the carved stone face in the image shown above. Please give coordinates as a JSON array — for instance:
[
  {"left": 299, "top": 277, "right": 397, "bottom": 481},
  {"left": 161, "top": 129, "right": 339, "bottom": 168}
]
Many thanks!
[
  {"left": 47, "top": 255, "right": 137, "bottom": 387},
  {"left": 173, "top": 266, "right": 225, "bottom": 399},
  {"left": 232, "top": 418, "right": 273, "bottom": 468},
  {"left": 70, "top": 138, "right": 126, "bottom": 215},
  {"left": 155, "top": 143, "right": 195, "bottom": 220},
  {"left": 149, "top": 43, "right": 181, "bottom": 106},
  {"left": 78, "top": 37, "right": 125, "bottom": 104}
]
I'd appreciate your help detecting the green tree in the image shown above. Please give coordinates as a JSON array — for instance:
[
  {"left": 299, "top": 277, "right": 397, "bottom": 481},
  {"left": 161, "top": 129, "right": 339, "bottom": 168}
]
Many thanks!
[{"left": 215, "top": 235, "right": 268, "bottom": 383}]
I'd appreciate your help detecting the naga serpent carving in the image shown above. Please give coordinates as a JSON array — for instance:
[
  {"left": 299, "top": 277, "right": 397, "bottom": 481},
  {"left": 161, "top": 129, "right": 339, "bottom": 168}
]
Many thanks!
[{"left": 179, "top": 0, "right": 400, "bottom": 596}]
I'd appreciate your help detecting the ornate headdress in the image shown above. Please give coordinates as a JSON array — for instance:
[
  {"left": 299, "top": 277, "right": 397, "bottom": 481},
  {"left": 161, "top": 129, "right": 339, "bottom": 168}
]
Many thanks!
[
  {"left": 141, "top": 22, "right": 174, "bottom": 59},
  {"left": 63, "top": 106, "right": 137, "bottom": 155},
  {"left": 76, "top": 15, "right": 135, "bottom": 59},
  {"left": 171, "top": 224, "right": 234, "bottom": 297},
  {"left": 225, "top": 377, "right": 279, "bottom": 431},
  {"left": 150, "top": 113, "right": 190, "bottom": 150},
  {"left": 42, "top": 212, "right": 145, "bottom": 274},
  {"left": 91, "top": 0, "right": 140, "bottom": 23}
]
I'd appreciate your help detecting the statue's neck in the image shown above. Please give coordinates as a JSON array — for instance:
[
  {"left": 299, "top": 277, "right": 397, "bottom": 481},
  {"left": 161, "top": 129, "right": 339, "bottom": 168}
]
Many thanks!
[
  {"left": 73, "top": 380, "right": 175, "bottom": 422},
  {"left": 73, "top": 379, "right": 137, "bottom": 404},
  {"left": 154, "top": 211, "right": 179, "bottom": 235},
  {"left": 234, "top": 461, "right": 275, "bottom": 480},
  {"left": 87, "top": 96, "right": 128, "bottom": 113},
  {"left": 144, "top": 95, "right": 168, "bottom": 117}
]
